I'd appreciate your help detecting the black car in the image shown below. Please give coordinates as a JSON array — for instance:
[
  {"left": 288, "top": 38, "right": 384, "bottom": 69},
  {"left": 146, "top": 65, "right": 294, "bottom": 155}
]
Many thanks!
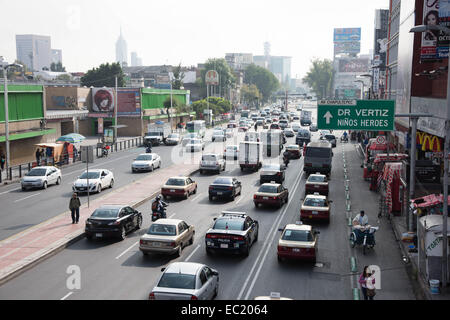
[
  {"left": 321, "top": 134, "right": 337, "bottom": 148},
  {"left": 205, "top": 212, "right": 258, "bottom": 257},
  {"left": 260, "top": 163, "right": 285, "bottom": 184},
  {"left": 296, "top": 129, "right": 311, "bottom": 146},
  {"left": 209, "top": 177, "right": 242, "bottom": 201},
  {"left": 85, "top": 205, "right": 142, "bottom": 240}
]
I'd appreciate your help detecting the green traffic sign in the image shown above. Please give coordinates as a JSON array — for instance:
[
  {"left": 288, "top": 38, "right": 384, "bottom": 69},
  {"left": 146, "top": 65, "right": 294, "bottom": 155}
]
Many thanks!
[{"left": 317, "top": 100, "right": 395, "bottom": 131}]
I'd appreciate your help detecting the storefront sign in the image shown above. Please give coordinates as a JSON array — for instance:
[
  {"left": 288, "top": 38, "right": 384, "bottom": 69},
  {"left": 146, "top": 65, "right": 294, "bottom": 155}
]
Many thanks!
[
  {"left": 421, "top": 0, "right": 450, "bottom": 60},
  {"left": 92, "top": 88, "right": 115, "bottom": 112},
  {"left": 117, "top": 88, "right": 141, "bottom": 116}
]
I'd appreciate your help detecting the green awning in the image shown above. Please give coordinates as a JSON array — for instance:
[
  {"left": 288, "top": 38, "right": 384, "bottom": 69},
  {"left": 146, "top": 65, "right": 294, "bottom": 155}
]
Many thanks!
[{"left": 0, "top": 128, "right": 56, "bottom": 142}]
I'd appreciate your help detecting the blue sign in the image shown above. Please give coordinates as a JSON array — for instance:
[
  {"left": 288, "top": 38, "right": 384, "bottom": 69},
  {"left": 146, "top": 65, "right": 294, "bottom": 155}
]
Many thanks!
[{"left": 334, "top": 28, "right": 361, "bottom": 42}]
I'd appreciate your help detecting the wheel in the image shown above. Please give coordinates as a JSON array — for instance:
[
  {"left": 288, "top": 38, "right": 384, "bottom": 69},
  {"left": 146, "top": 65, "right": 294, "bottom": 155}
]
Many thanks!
[
  {"left": 193, "top": 187, "right": 197, "bottom": 194},
  {"left": 277, "top": 255, "right": 283, "bottom": 262},
  {"left": 206, "top": 248, "right": 213, "bottom": 256},
  {"left": 243, "top": 244, "right": 250, "bottom": 257},
  {"left": 176, "top": 244, "right": 182, "bottom": 257},
  {"left": 97, "top": 184, "right": 102, "bottom": 193},
  {"left": 213, "top": 284, "right": 218, "bottom": 299},
  {"left": 163, "top": 195, "right": 167, "bottom": 200},
  {"left": 254, "top": 230, "right": 258, "bottom": 243},
  {"left": 56, "top": 177, "right": 61, "bottom": 185},
  {"left": 209, "top": 195, "right": 213, "bottom": 201},
  {"left": 42, "top": 181, "right": 48, "bottom": 190},
  {"left": 349, "top": 233, "right": 356, "bottom": 248},
  {"left": 119, "top": 227, "right": 126, "bottom": 241},
  {"left": 185, "top": 192, "right": 189, "bottom": 200},
  {"left": 135, "top": 216, "right": 142, "bottom": 230},
  {"left": 86, "top": 234, "right": 93, "bottom": 240},
  {"left": 110, "top": 179, "right": 114, "bottom": 188},
  {"left": 21, "top": 186, "right": 26, "bottom": 191},
  {"left": 231, "top": 193, "right": 235, "bottom": 201},
  {"left": 158, "top": 161, "right": 161, "bottom": 169},
  {"left": 240, "top": 167, "right": 244, "bottom": 172},
  {"left": 189, "top": 234, "right": 194, "bottom": 245},
  {"left": 222, "top": 164, "right": 226, "bottom": 171},
  {"left": 150, "top": 165, "right": 154, "bottom": 172},
  {"left": 254, "top": 202, "right": 259, "bottom": 208}
]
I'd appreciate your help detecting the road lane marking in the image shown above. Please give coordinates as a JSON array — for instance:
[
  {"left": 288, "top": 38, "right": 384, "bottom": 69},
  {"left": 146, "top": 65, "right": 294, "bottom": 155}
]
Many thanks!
[
  {"left": 168, "top": 213, "right": 176, "bottom": 219},
  {"left": 184, "top": 244, "right": 201, "bottom": 262},
  {"left": 190, "top": 193, "right": 203, "bottom": 202},
  {"left": 14, "top": 192, "right": 41, "bottom": 203},
  {"left": 115, "top": 241, "right": 139, "bottom": 260},
  {"left": 0, "top": 187, "right": 21, "bottom": 195},
  {"left": 61, "top": 292, "right": 73, "bottom": 300},
  {"left": 237, "top": 167, "right": 303, "bottom": 300}
]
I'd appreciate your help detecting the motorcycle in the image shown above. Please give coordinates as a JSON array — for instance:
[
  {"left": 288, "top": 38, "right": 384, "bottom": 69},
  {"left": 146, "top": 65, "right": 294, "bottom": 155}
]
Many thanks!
[
  {"left": 151, "top": 201, "right": 168, "bottom": 222},
  {"left": 340, "top": 135, "right": 349, "bottom": 143},
  {"left": 283, "top": 154, "right": 290, "bottom": 167},
  {"left": 145, "top": 146, "right": 152, "bottom": 153},
  {"left": 349, "top": 224, "right": 379, "bottom": 255},
  {"left": 101, "top": 146, "right": 109, "bottom": 157}
]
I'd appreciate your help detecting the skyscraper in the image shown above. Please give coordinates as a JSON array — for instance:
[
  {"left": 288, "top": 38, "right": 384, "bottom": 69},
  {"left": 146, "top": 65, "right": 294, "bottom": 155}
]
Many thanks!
[
  {"left": 116, "top": 28, "right": 128, "bottom": 66},
  {"left": 51, "top": 49, "right": 62, "bottom": 64},
  {"left": 16, "top": 34, "right": 52, "bottom": 71}
]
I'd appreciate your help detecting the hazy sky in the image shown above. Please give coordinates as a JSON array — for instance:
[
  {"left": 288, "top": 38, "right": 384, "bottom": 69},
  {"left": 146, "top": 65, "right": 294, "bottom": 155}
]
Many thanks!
[{"left": 1, "top": 0, "right": 389, "bottom": 78}]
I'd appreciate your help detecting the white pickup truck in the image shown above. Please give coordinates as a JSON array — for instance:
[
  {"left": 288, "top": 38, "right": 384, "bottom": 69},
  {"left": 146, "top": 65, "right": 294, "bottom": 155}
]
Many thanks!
[{"left": 144, "top": 123, "right": 171, "bottom": 146}]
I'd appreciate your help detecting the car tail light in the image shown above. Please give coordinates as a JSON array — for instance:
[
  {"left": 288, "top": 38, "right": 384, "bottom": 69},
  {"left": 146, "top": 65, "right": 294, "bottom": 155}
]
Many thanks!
[
  {"left": 206, "top": 234, "right": 218, "bottom": 239},
  {"left": 277, "top": 172, "right": 281, "bottom": 176},
  {"left": 140, "top": 240, "right": 144, "bottom": 245},
  {"left": 149, "top": 292, "right": 155, "bottom": 300},
  {"left": 228, "top": 187, "right": 233, "bottom": 191},
  {"left": 305, "top": 163, "right": 312, "bottom": 167},
  {"left": 168, "top": 241, "right": 176, "bottom": 247},
  {"left": 209, "top": 186, "right": 213, "bottom": 190},
  {"left": 232, "top": 236, "right": 245, "bottom": 241},
  {"left": 323, "top": 164, "right": 330, "bottom": 168},
  {"left": 190, "top": 295, "right": 198, "bottom": 300},
  {"left": 254, "top": 195, "right": 259, "bottom": 199},
  {"left": 277, "top": 245, "right": 287, "bottom": 252}
]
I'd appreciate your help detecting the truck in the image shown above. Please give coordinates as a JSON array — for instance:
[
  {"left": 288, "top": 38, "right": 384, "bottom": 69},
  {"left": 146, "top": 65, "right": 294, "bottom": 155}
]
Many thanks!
[
  {"left": 300, "top": 110, "right": 312, "bottom": 126},
  {"left": 239, "top": 141, "right": 262, "bottom": 172},
  {"left": 260, "top": 129, "right": 283, "bottom": 158},
  {"left": 144, "top": 122, "right": 171, "bottom": 146}
]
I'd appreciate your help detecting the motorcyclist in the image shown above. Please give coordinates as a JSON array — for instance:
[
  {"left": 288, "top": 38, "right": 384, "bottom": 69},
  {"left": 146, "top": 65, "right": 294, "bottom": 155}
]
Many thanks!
[
  {"left": 282, "top": 150, "right": 291, "bottom": 167},
  {"left": 342, "top": 131, "right": 348, "bottom": 142},
  {"left": 152, "top": 195, "right": 168, "bottom": 219},
  {"left": 146, "top": 140, "right": 153, "bottom": 153}
]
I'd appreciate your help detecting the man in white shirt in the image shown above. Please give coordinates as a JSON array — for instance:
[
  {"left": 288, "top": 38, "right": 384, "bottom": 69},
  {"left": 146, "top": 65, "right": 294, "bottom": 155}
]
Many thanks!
[{"left": 353, "top": 210, "right": 369, "bottom": 227}]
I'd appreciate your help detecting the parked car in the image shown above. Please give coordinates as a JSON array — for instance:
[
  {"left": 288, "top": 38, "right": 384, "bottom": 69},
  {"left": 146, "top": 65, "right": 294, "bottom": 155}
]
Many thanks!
[
  {"left": 85, "top": 205, "right": 142, "bottom": 240},
  {"left": 208, "top": 176, "right": 242, "bottom": 201},
  {"left": 165, "top": 133, "right": 181, "bottom": 145},
  {"left": 305, "top": 173, "right": 329, "bottom": 195},
  {"left": 139, "top": 219, "right": 195, "bottom": 256},
  {"left": 277, "top": 222, "right": 319, "bottom": 263},
  {"left": 72, "top": 169, "right": 114, "bottom": 194},
  {"left": 161, "top": 176, "right": 197, "bottom": 200},
  {"left": 200, "top": 153, "right": 226, "bottom": 174},
  {"left": 205, "top": 211, "right": 258, "bottom": 257},
  {"left": 131, "top": 153, "right": 161, "bottom": 173},
  {"left": 224, "top": 145, "right": 239, "bottom": 160},
  {"left": 300, "top": 193, "right": 332, "bottom": 223},
  {"left": 260, "top": 163, "right": 285, "bottom": 184},
  {"left": 149, "top": 262, "right": 219, "bottom": 300},
  {"left": 21, "top": 166, "right": 61, "bottom": 191},
  {"left": 253, "top": 183, "right": 289, "bottom": 208},
  {"left": 185, "top": 139, "right": 205, "bottom": 152}
]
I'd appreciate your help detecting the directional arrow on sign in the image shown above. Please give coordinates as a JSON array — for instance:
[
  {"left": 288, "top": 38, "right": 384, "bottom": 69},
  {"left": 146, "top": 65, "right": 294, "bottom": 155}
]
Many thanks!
[{"left": 324, "top": 111, "right": 333, "bottom": 124}]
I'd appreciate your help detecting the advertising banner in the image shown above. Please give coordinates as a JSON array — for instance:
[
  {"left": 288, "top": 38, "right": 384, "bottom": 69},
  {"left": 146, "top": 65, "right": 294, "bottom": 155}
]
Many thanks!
[
  {"left": 373, "top": 68, "right": 380, "bottom": 94},
  {"left": 421, "top": 0, "right": 450, "bottom": 60},
  {"left": 338, "top": 58, "right": 370, "bottom": 73},
  {"left": 117, "top": 88, "right": 141, "bottom": 116},
  {"left": 333, "top": 28, "right": 361, "bottom": 42},
  {"left": 92, "top": 88, "right": 115, "bottom": 112},
  {"left": 439, "top": 0, "right": 450, "bottom": 58},
  {"left": 334, "top": 41, "right": 361, "bottom": 54}
]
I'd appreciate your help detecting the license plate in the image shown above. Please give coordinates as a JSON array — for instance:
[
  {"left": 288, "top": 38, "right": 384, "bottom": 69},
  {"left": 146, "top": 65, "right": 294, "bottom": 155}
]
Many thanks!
[
  {"left": 152, "top": 242, "right": 161, "bottom": 247},
  {"left": 170, "top": 190, "right": 175, "bottom": 192},
  {"left": 95, "top": 233, "right": 103, "bottom": 237},
  {"left": 220, "top": 244, "right": 228, "bottom": 249},
  {"left": 217, "top": 192, "right": 223, "bottom": 195},
  {"left": 263, "top": 197, "right": 269, "bottom": 200},
  {"left": 293, "top": 248, "right": 301, "bottom": 252},
  {"left": 314, "top": 185, "right": 320, "bottom": 188},
  {"left": 312, "top": 211, "right": 318, "bottom": 215}
]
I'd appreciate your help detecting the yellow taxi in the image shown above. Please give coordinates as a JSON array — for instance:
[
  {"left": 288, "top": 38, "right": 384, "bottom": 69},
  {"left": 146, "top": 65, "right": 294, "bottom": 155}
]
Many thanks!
[
  {"left": 305, "top": 173, "right": 329, "bottom": 196},
  {"left": 277, "top": 222, "right": 319, "bottom": 263},
  {"left": 253, "top": 183, "right": 289, "bottom": 209},
  {"left": 300, "top": 193, "right": 332, "bottom": 223}
]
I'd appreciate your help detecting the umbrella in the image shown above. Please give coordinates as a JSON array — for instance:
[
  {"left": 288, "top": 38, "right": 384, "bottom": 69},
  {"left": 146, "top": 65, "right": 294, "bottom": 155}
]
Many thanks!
[{"left": 56, "top": 133, "right": 86, "bottom": 144}]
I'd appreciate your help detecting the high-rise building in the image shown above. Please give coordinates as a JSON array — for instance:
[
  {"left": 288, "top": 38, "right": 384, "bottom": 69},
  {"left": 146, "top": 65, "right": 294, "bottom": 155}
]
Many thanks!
[
  {"left": 269, "top": 56, "right": 292, "bottom": 85},
  {"left": 116, "top": 28, "right": 128, "bottom": 66},
  {"left": 51, "top": 49, "right": 62, "bottom": 64},
  {"left": 131, "top": 52, "right": 141, "bottom": 67},
  {"left": 16, "top": 34, "right": 52, "bottom": 71}
]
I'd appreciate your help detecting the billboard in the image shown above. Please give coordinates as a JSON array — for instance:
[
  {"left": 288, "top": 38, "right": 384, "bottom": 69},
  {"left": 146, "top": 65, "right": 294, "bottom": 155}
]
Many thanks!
[
  {"left": 421, "top": 0, "right": 450, "bottom": 61},
  {"left": 338, "top": 58, "right": 370, "bottom": 73},
  {"left": 92, "top": 88, "right": 115, "bottom": 112},
  {"left": 334, "top": 41, "right": 361, "bottom": 54},
  {"left": 333, "top": 28, "right": 361, "bottom": 42},
  {"left": 117, "top": 88, "right": 141, "bottom": 116}
]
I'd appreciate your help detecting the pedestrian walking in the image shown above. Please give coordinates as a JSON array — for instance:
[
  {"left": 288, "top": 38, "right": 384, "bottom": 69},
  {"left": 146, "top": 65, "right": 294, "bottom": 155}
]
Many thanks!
[
  {"left": 359, "top": 266, "right": 376, "bottom": 300},
  {"left": 0, "top": 154, "right": 5, "bottom": 171},
  {"left": 35, "top": 149, "right": 41, "bottom": 166},
  {"left": 254, "top": 123, "right": 258, "bottom": 132},
  {"left": 69, "top": 193, "right": 81, "bottom": 224}
]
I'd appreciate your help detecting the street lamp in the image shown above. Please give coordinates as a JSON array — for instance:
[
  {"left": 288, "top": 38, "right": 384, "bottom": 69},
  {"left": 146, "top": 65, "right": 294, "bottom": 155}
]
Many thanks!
[
  {"left": 354, "top": 80, "right": 365, "bottom": 99},
  {"left": 1, "top": 62, "right": 23, "bottom": 179},
  {"left": 358, "top": 74, "right": 373, "bottom": 99},
  {"left": 410, "top": 24, "right": 450, "bottom": 289}
]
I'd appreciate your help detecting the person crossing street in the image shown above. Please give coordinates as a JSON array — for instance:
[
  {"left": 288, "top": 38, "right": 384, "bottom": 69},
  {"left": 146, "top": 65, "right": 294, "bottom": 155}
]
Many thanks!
[{"left": 69, "top": 193, "right": 81, "bottom": 224}]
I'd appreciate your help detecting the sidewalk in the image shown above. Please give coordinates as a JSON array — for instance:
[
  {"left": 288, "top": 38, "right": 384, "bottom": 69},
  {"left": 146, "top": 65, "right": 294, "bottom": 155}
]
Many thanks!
[
  {"left": 0, "top": 160, "right": 198, "bottom": 285},
  {"left": 355, "top": 141, "right": 450, "bottom": 299},
  {"left": 0, "top": 136, "right": 141, "bottom": 185}
]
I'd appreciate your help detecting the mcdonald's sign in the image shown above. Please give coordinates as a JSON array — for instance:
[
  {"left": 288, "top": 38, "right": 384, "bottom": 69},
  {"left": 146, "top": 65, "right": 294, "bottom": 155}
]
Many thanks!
[{"left": 420, "top": 134, "right": 442, "bottom": 152}]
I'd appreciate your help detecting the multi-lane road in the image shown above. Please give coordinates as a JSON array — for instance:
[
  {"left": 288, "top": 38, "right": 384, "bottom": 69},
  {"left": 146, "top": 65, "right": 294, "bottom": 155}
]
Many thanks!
[{"left": 0, "top": 102, "right": 417, "bottom": 300}]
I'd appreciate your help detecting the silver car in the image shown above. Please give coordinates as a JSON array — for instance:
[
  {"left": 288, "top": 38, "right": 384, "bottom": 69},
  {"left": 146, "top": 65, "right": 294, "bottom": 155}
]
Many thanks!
[
  {"left": 200, "top": 153, "right": 226, "bottom": 174},
  {"left": 149, "top": 262, "right": 219, "bottom": 300},
  {"left": 21, "top": 166, "right": 61, "bottom": 190}
]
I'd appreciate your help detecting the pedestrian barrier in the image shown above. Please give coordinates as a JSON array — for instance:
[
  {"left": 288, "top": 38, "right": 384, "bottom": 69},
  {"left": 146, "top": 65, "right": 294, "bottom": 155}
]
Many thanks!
[{"left": 429, "top": 279, "right": 440, "bottom": 294}]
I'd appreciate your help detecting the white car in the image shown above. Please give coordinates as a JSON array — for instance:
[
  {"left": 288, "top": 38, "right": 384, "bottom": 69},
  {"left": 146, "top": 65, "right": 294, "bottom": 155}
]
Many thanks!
[
  {"left": 182, "top": 133, "right": 200, "bottom": 146},
  {"left": 132, "top": 153, "right": 161, "bottom": 173},
  {"left": 185, "top": 139, "right": 205, "bottom": 152},
  {"left": 224, "top": 145, "right": 239, "bottom": 160},
  {"left": 319, "top": 130, "right": 331, "bottom": 139},
  {"left": 212, "top": 130, "right": 226, "bottom": 142},
  {"left": 72, "top": 169, "right": 114, "bottom": 194},
  {"left": 291, "top": 122, "right": 301, "bottom": 132},
  {"left": 21, "top": 166, "right": 61, "bottom": 191},
  {"left": 225, "top": 128, "right": 234, "bottom": 138}
]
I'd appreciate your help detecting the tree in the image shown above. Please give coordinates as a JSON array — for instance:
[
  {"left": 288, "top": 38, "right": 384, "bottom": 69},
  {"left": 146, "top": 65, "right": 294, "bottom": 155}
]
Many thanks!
[
  {"left": 302, "top": 59, "right": 334, "bottom": 100},
  {"left": 171, "top": 63, "right": 185, "bottom": 90},
  {"left": 51, "top": 62, "right": 66, "bottom": 72},
  {"left": 191, "top": 97, "right": 232, "bottom": 118},
  {"left": 175, "top": 103, "right": 191, "bottom": 124},
  {"left": 81, "top": 62, "right": 125, "bottom": 87},
  {"left": 241, "top": 84, "right": 261, "bottom": 108},
  {"left": 199, "top": 58, "right": 235, "bottom": 99},
  {"left": 163, "top": 96, "right": 181, "bottom": 124},
  {"left": 56, "top": 74, "right": 71, "bottom": 82},
  {"left": 243, "top": 64, "right": 280, "bottom": 103}
]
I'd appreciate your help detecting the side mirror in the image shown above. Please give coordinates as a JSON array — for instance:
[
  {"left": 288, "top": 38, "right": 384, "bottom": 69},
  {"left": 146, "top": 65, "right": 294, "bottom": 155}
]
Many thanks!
[
  {"left": 161, "top": 268, "right": 165, "bottom": 272},
  {"left": 212, "top": 270, "right": 219, "bottom": 276},
  {"left": 314, "top": 231, "right": 320, "bottom": 235},
  {"left": 278, "top": 228, "right": 284, "bottom": 232},
  {"left": 213, "top": 218, "right": 217, "bottom": 221}
]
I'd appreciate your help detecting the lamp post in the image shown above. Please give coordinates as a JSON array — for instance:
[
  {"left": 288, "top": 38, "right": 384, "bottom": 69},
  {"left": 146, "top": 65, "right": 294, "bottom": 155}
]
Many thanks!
[
  {"left": 1, "top": 62, "right": 23, "bottom": 179},
  {"left": 354, "top": 80, "right": 365, "bottom": 99},
  {"left": 358, "top": 74, "right": 373, "bottom": 99},
  {"left": 410, "top": 24, "right": 450, "bottom": 289}
]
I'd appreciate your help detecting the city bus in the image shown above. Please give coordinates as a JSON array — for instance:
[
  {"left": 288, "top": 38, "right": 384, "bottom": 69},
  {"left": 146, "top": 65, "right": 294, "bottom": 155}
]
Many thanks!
[{"left": 186, "top": 120, "right": 206, "bottom": 138}]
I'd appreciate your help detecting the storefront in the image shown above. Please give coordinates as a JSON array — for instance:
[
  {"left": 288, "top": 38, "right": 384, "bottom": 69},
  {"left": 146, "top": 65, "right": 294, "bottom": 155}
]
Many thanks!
[{"left": 416, "top": 131, "right": 444, "bottom": 177}]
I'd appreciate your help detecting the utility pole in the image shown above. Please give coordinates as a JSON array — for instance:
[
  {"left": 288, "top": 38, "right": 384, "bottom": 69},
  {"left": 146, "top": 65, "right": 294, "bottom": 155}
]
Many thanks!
[{"left": 114, "top": 76, "right": 118, "bottom": 142}]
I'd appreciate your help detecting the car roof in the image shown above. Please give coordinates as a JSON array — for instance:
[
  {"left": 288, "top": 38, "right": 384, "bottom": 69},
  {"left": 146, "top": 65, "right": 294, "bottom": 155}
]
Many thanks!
[
  {"left": 202, "top": 153, "right": 218, "bottom": 156},
  {"left": 31, "top": 166, "right": 56, "bottom": 170},
  {"left": 96, "top": 204, "right": 126, "bottom": 210},
  {"left": 152, "top": 219, "right": 184, "bottom": 226},
  {"left": 137, "top": 153, "right": 155, "bottom": 156},
  {"left": 287, "top": 145, "right": 299, "bottom": 148},
  {"left": 165, "top": 262, "right": 204, "bottom": 275},
  {"left": 168, "top": 176, "right": 188, "bottom": 180},
  {"left": 260, "top": 182, "right": 281, "bottom": 187},
  {"left": 284, "top": 224, "right": 312, "bottom": 231},
  {"left": 305, "top": 194, "right": 327, "bottom": 200},
  {"left": 308, "top": 174, "right": 326, "bottom": 179},
  {"left": 82, "top": 169, "right": 105, "bottom": 173}
]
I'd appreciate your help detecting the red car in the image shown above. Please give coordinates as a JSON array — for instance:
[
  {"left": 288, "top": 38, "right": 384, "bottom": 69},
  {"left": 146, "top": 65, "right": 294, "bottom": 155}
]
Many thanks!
[
  {"left": 305, "top": 174, "right": 329, "bottom": 195},
  {"left": 300, "top": 194, "right": 332, "bottom": 223},
  {"left": 161, "top": 176, "right": 198, "bottom": 200}
]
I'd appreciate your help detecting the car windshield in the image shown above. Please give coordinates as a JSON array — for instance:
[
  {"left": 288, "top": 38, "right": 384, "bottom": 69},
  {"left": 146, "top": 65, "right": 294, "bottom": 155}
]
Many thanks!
[
  {"left": 282, "top": 230, "right": 314, "bottom": 242},
  {"left": 147, "top": 224, "right": 177, "bottom": 236},
  {"left": 189, "top": 139, "right": 201, "bottom": 144},
  {"left": 325, "top": 135, "right": 336, "bottom": 140},
  {"left": 166, "top": 179, "right": 186, "bottom": 186},
  {"left": 308, "top": 176, "right": 326, "bottom": 183},
  {"left": 26, "top": 168, "right": 47, "bottom": 176},
  {"left": 212, "top": 178, "right": 232, "bottom": 185},
  {"left": 168, "top": 134, "right": 179, "bottom": 139},
  {"left": 226, "top": 146, "right": 237, "bottom": 150},
  {"left": 91, "top": 208, "right": 120, "bottom": 218},
  {"left": 304, "top": 198, "right": 326, "bottom": 207},
  {"left": 213, "top": 219, "right": 244, "bottom": 231},
  {"left": 213, "top": 131, "right": 224, "bottom": 135},
  {"left": 297, "top": 131, "right": 309, "bottom": 137},
  {"left": 136, "top": 155, "right": 153, "bottom": 161},
  {"left": 262, "top": 164, "right": 280, "bottom": 171},
  {"left": 258, "top": 185, "right": 278, "bottom": 193},
  {"left": 158, "top": 273, "right": 196, "bottom": 290},
  {"left": 202, "top": 155, "right": 217, "bottom": 161},
  {"left": 79, "top": 172, "right": 100, "bottom": 179}
]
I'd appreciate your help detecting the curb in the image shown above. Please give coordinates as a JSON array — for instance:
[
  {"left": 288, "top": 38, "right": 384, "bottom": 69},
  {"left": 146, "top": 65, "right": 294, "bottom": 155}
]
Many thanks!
[{"left": 0, "top": 167, "right": 200, "bottom": 286}]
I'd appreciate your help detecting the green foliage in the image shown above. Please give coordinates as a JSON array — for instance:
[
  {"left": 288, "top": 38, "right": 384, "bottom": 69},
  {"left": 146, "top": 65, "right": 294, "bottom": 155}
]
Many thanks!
[
  {"left": 302, "top": 59, "right": 334, "bottom": 99},
  {"left": 51, "top": 62, "right": 66, "bottom": 72},
  {"left": 199, "top": 58, "right": 235, "bottom": 98},
  {"left": 241, "top": 84, "right": 261, "bottom": 107},
  {"left": 243, "top": 64, "right": 280, "bottom": 103},
  {"left": 80, "top": 62, "right": 125, "bottom": 87},
  {"left": 56, "top": 74, "right": 71, "bottom": 81},
  {"left": 172, "top": 63, "right": 184, "bottom": 90},
  {"left": 191, "top": 97, "right": 232, "bottom": 118}
]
